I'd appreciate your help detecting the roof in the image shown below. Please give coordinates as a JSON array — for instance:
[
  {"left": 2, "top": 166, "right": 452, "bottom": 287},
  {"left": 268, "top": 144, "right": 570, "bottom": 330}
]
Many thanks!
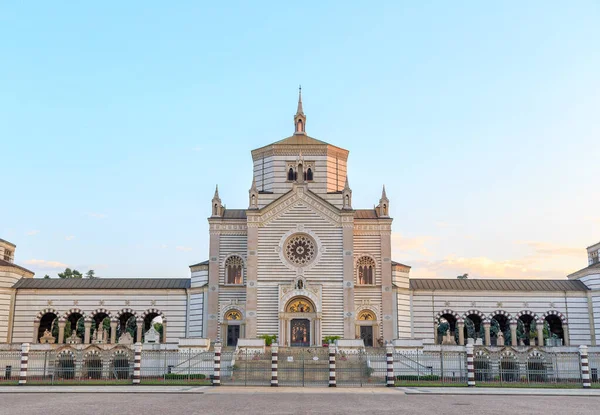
[
  {"left": 0, "top": 259, "right": 34, "bottom": 275},
  {"left": 392, "top": 261, "right": 411, "bottom": 269},
  {"left": 222, "top": 209, "right": 247, "bottom": 219},
  {"left": 0, "top": 238, "right": 16, "bottom": 247},
  {"left": 354, "top": 209, "right": 379, "bottom": 219},
  {"left": 409, "top": 278, "right": 589, "bottom": 292},
  {"left": 273, "top": 135, "right": 329, "bottom": 146},
  {"left": 189, "top": 260, "right": 209, "bottom": 267},
  {"left": 567, "top": 261, "right": 600, "bottom": 279},
  {"left": 13, "top": 278, "right": 191, "bottom": 290}
]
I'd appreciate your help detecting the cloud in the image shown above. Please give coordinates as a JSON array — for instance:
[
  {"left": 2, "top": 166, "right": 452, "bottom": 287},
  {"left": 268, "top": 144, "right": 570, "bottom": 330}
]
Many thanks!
[
  {"left": 65, "top": 235, "right": 75, "bottom": 241},
  {"left": 24, "top": 259, "right": 68, "bottom": 269},
  {"left": 88, "top": 213, "right": 107, "bottom": 219},
  {"left": 391, "top": 233, "right": 436, "bottom": 257},
  {"left": 26, "top": 230, "right": 40, "bottom": 236},
  {"left": 176, "top": 246, "right": 192, "bottom": 252},
  {"left": 517, "top": 241, "right": 581, "bottom": 257}
]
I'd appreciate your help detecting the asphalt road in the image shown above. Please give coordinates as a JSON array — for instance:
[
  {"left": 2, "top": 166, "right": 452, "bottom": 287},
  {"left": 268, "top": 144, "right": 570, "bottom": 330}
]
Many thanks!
[{"left": 2, "top": 391, "right": 599, "bottom": 415}]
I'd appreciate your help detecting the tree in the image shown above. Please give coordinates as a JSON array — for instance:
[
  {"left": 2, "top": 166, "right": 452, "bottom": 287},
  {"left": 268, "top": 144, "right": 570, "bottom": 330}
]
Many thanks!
[
  {"left": 85, "top": 270, "right": 96, "bottom": 279},
  {"left": 43, "top": 275, "right": 50, "bottom": 279},
  {"left": 457, "top": 273, "right": 469, "bottom": 279},
  {"left": 58, "top": 268, "right": 83, "bottom": 279}
]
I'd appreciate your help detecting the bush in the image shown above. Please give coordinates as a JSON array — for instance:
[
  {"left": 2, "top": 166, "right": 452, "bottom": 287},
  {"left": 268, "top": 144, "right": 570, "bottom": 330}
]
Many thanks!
[
  {"left": 396, "top": 375, "right": 440, "bottom": 381},
  {"left": 258, "top": 334, "right": 277, "bottom": 346},
  {"left": 164, "top": 373, "right": 206, "bottom": 380},
  {"left": 323, "top": 335, "right": 341, "bottom": 345}
]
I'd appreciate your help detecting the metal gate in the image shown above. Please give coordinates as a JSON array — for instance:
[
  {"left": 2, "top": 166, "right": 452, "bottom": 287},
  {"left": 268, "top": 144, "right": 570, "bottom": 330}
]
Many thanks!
[
  {"left": 278, "top": 347, "right": 329, "bottom": 386},
  {"left": 336, "top": 349, "right": 387, "bottom": 387},
  {"left": 221, "top": 348, "right": 272, "bottom": 386}
]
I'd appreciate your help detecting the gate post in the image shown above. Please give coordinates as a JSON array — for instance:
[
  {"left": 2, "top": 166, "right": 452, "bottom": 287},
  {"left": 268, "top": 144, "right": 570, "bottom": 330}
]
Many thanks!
[
  {"left": 213, "top": 342, "right": 222, "bottom": 386},
  {"left": 271, "top": 343, "right": 278, "bottom": 387},
  {"left": 386, "top": 343, "right": 394, "bottom": 387},
  {"left": 580, "top": 345, "right": 590, "bottom": 389},
  {"left": 18, "top": 343, "right": 30, "bottom": 386},
  {"left": 328, "top": 343, "right": 336, "bottom": 387},
  {"left": 132, "top": 342, "right": 142, "bottom": 385},
  {"left": 466, "top": 343, "right": 475, "bottom": 387}
]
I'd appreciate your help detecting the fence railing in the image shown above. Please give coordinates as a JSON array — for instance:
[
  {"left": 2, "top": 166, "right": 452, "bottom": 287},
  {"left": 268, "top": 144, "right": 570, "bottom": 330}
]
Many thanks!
[{"left": 140, "top": 349, "right": 213, "bottom": 385}]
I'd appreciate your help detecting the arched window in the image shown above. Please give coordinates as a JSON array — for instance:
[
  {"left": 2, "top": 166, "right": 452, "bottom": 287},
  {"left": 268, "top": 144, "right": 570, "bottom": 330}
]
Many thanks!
[
  {"left": 357, "top": 256, "right": 375, "bottom": 285},
  {"left": 306, "top": 168, "right": 313, "bottom": 181},
  {"left": 225, "top": 255, "right": 244, "bottom": 285},
  {"left": 288, "top": 167, "right": 295, "bottom": 181}
]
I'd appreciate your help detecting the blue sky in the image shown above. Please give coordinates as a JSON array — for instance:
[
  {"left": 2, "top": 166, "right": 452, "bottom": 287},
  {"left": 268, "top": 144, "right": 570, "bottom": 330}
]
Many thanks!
[{"left": 1, "top": 2, "right": 599, "bottom": 279}]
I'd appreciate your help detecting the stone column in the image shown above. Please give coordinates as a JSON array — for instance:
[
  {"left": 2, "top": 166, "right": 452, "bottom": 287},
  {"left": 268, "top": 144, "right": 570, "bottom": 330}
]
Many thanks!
[
  {"left": 245, "top": 221, "right": 258, "bottom": 339},
  {"left": 457, "top": 321, "right": 465, "bottom": 346},
  {"left": 341, "top": 213, "right": 355, "bottom": 339},
  {"left": 18, "top": 343, "right": 29, "bottom": 386},
  {"left": 207, "top": 229, "right": 221, "bottom": 340},
  {"left": 271, "top": 343, "right": 278, "bottom": 387},
  {"left": 32, "top": 321, "right": 40, "bottom": 343},
  {"left": 110, "top": 320, "right": 117, "bottom": 344},
  {"left": 213, "top": 342, "right": 222, "bottom": 386},
  {"left": 380, "top": 227, "right": 394, "bottom": 341},
  {"left": 563, "top": 324, "right": 570, "bottom": 346},
  {"left": 580, "top": 345, "right": 591, "bottom": 389},
  {"left": 328, "top": 343, "right": 336, "bottom": 387},
  {"left": 386, "top": 343, "right": 395, "bottom": 387},
  {"left": 483, "top": 321, "right": 491, "bottom": 346},
  {"left": 466, "top": 343, "right": 475, "bottom": 387},
  {"left": 161, "top": 319, "right": 167, "bottom": 343},
  {"left": 84, "top": 321, "right": 92, "bottom": 344},
  {"left": 58, "top": 320, "right": 66, "bottom": 344},
  {"left": 537, "top": 322, "right": 544, "bottom": 347},
  {"left": 510, "top": 321, "right": 518, "bottom": 347},
  {"left": 434, "top": 321, "right": 439, "bottom": 345},
  {"left": 132, "top": 342, "right": 142, "bottom": 385},
  {"left": 136, "top": 320, "right": 143, "bottom": 343}
]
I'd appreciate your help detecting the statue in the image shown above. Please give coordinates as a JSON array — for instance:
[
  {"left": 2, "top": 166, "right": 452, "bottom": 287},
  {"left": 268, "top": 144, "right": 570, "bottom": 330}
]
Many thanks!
[
  {"left": 39, "top": 329, "right": 55, "bottom": 344},
  {"left": 496, "top": 331, "right": 505, "bottom": 346},
  {"left": 66, "top": 330, "right": 81, "bottom": 344},
  {"left": 118, "top": 332, "right": 133, "bottom": 345},
  {"left": 442, "top": 330, "right": 456, "bottom": 345},
  {"left": 93, "top": 327, "right": 107, "bottom": 344}
]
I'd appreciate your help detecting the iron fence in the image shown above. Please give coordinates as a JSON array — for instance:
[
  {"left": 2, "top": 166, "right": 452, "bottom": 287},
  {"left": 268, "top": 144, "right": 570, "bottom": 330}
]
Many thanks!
[
  {"left": 589, "top": 353, "right": 600, "bottom": 387},
  {"left": 337, "top": 348, "right": 388, "bottom": 387},
  {"left": 140, "top": 349, "right": 213, "bottom": 385},
  {"left": 278, "top": 347, "right": 329, "bottom": 387},
  {"left": 0, "top": 350, "right": 21, "bottom": 385},
  {"left": 220, "top": 348, "right": 271, "bottom": 386},
  {"left": 394, "top": 350, "right": 467, "bottom": 385}
]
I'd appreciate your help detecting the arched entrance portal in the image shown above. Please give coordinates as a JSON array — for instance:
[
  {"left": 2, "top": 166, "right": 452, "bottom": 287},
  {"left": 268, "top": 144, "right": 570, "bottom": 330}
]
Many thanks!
[{"left": 281, "top": 297, "right": 320, "bottom": 347}]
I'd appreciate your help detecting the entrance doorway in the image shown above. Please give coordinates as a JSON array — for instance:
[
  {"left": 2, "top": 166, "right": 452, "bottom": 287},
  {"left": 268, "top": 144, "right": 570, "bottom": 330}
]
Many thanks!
[
  {"left": 227, "top": 325, "right": 240, "bottom": 347},
  {"left": 360, "top": 326, "right": 374, "bottom": 347},
  {"left": 291, "top": 319, "right": 310, "bottom": 347}
]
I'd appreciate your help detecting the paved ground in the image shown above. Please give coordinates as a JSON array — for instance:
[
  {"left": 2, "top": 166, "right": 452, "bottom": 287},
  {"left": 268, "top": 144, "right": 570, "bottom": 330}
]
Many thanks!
[{"left": 1, "top": 389, "right": 600, "bottom": 415}]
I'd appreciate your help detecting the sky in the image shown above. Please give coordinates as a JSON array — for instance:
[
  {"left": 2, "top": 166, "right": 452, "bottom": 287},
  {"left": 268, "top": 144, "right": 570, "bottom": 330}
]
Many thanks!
[{"left": 1, "top": 2, "right": 599, "bottom": 280}]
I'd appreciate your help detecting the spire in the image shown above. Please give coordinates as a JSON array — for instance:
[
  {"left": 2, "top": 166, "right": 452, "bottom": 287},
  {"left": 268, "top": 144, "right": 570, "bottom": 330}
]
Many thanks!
[
  {"left": 378, "top": 184, "right": 389, "bottom": 217},
  {"left": 250, "top": 176, "right": 257, "bottom": 191},
  {"left": 294, "top": 85, "right": 307, "bottom": 135},
  {"left": 248, "top": 177, "right": 259, "bottom": 209},
  {"left": 381, "top": 185, "right": 387, "bottom": 199},
  {"left": 344, "top": 176, "right": 350, "bottom": 190},
  {"left": 211, "top": 184, "right": 223, "bottom": 217},
  {"left": 342, "top": 175, "right": 352, "bottom": 210},
  {"left": 214, "top": 184, "right": 220, "bottom": 199}
]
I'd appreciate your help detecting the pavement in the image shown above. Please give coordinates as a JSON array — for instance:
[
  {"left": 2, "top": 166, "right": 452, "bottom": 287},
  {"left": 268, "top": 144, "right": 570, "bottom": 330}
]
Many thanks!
[{"left": 1, "top": 385, "right": 600, "bottom": 396}]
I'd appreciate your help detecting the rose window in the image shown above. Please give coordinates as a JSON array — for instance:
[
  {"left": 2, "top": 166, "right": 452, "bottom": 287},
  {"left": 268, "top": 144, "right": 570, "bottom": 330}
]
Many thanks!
[{"left": 285, "top": 234, "right": 317, "bottom": 266}]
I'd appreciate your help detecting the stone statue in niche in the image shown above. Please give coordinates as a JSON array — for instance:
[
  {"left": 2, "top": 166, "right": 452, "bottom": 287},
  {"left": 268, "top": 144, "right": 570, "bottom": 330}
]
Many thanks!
[
  {"left": 296, "top": 279, "right": 304, "bottom": 290},
  {"left": 118, "top": 332, "right": 133, "bottom": 345},
  {"left": 39, "top": 329, "right": 56, "bottom": 344},
  {"left": 496, "top": 331, "right": 505, "bottom": 346},
  {"left": 442, "top": 330, "right": 456, "bottom": 345}
]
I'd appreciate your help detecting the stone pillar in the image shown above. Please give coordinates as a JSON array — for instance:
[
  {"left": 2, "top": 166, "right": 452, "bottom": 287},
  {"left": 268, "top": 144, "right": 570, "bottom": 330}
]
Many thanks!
[
  {"left": 466, "top": 343, "right": 475, "bottom": 387},
  {"left": 58, "top": 320, "right": 66, "bottom": 344},
  {"left": 380, "top": 229, "right": 394, "bottom": 341},
  {"left": 271, "top": 343, "right": 278, "bottom": 387},
  {"left": 457, "top": 321, "right": 465, "bottom": 346},
  {"left": 32, "top": 321, "right": 40, "bottom": 343},
  {"left": 563, "top": 324, "right": 570, "bottom": 346},
  {"left": 483, "top": 321, "right": 491, "bottom": 346},
  {"left": 328, "top": 343, "right": 336, "bottom": 387},
  {"left": 18, "top": 343, "right": 29, "bottom": 386},
  {"left": 132, "top": 342, "right": 142, "bottom": 385},
  {"left": 537, "top": 322, "right": 544, "bottom": 347},
  {"left": 434, "top": 321, "right": 439, "bottom": 345},
  {"left": 245, "top": 223, "right": 258, "bottom": 339},
  {"left": 386, "top": 343, "right": 394, "bottom": 387},
  {"left": 207, "top": 230, "right": 222, "bottom": 340},
  {"left": 510, "top": 321, "right": 518, "bottom": 347},
  {"left": 84, "top": 321, "right": 92, "bottom": 344},
  {"left": 342, "top": 213, "right": 355, "bottom": 339},
  {"left": 580, "top": 345, "right": 591, "bottom": 389},
  {"left": 162, "top": 319, "right": 167, "bottom": 343},
  {"left": 110, "top": 321, "right": 117, "bottom": 344},
  {"left": 213, "top": 342, "right": 222, "bottom": 386},
  {"left": 136, "top": 320, "right": 143, "bottom": 343}
]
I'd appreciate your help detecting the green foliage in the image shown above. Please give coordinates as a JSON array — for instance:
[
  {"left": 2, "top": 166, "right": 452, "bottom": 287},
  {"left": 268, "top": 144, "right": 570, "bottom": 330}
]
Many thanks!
[
  {"left": 457, "top": 273, "right": 469, "bottom": 279},
  {"left": 323, "top": 335, "right": 341, "bottom": 345},
  {"left": 85, "top": 270, "right": 96, "bottom": 279},
  {"left": 437, "top": 322, "right": 449, "bottom": 336},
  {"left": 164, "top": 373, "right": 206, "bottom": 380},
  {"left": 154, "top": 323, "right": 164, "bottom": 340},
  {"left": 43, "top": 275, "right": 50, "bottom": 279},
  {"left": 58, "top": 268, "right": 83, "bottom": 279},
  {"left": 397, "top": 375, "right": 440, "bottom": 381},
  {"left": 257, "top": 334, "right": 277, "bottom": 346}
]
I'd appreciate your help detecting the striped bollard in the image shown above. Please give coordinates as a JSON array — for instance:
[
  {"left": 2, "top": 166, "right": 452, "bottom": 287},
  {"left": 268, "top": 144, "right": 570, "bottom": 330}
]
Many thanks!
[
  {"left": 18, "top": 343, "right": 30, "bottom": 386},
  {"left": 466, "top": 343, "right": 475, "bottom": 387},
  {"left": 386, "top": 343, "right": 395, "bottom": 387},
  {"left": 328, "top": 343, "right": 336, "bottom": 387},
  {"left": 132, "top": 342, "right": 142, "bottom": 385},
  {"left": 580, "top": 345, "right": 590, "bottom": 389},
  {"left": 213, "top": 342, "right": 222, "bottom": 386},
  {"left": 271, "top": 343, "right": 278, "bottom": 387}
]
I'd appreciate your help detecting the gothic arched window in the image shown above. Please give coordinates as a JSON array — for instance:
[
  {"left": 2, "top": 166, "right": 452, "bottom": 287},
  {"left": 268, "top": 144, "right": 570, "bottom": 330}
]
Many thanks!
[
  {"left": 225, "top": 256, "right": 244, "bottom": 285},
  {"left": 306, "top": 168, "right": 313, "bottom": 181},
  {"left": 357, "top": 256, "right": 375, "bottom": 285},
  {"left": 288, "top": 167, "right": 295, "bottom": 181}
]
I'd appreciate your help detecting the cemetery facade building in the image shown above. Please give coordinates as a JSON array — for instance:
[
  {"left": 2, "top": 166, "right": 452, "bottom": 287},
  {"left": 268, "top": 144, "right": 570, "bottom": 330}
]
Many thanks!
[{"left": 1, "top": 94, "right": 600, "bottom": 349}]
